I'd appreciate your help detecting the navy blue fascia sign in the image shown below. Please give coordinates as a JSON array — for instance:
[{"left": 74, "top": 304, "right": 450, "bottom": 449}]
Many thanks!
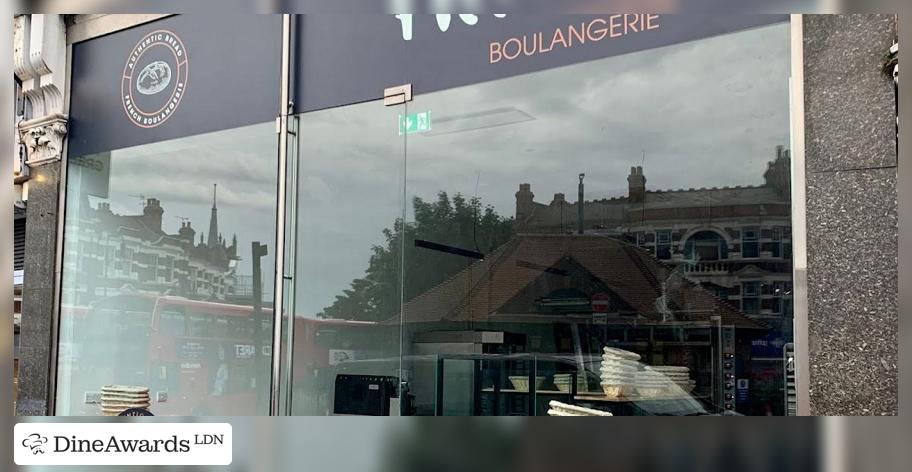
[
  {"left": 68, "top": 14, "right": 283, "bottom": 157},
  {"left": 67, "top": 14, "right": 787, "bottom": 156}
]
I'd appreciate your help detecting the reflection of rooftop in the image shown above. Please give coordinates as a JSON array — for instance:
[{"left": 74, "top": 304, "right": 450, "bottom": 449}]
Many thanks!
[
  {"left": 516, "top": 146, "right": 791, "bottom": 232},
  {"left": 398, "top": 234, "right": 763, "bottom": 329}
]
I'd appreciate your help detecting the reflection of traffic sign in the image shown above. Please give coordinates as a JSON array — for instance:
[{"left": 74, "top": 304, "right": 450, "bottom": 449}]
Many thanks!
[
  {"left": 591, "top": 293, "right": 610, "bottom": 313},
  {"left": 399, "top": 111, "right": 432, "bottom": 135},
  {"left": 329, "top": 349, "right": 355, "bottom": 365}
]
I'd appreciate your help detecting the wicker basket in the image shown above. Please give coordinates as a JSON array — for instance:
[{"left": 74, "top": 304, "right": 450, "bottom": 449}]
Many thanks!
[{"left": 509, "top": 376, "right": 546, "bottom": 392}]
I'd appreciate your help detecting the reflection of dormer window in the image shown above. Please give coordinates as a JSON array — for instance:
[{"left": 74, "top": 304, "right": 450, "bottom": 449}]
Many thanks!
[
  {"left": 655, "top": 230, "right": 672, "bottom": 260},
  {"left": 771, "top": 227, "right": 783, "bottom": 258},
  {"left": 742, "top": 227, "right": 760, "bottom": 258},
  {"left": 742, "top": 281, "right": 761, "bottom": 314},
  {"left": 685, "top": 230, "right": 728, "bottom": 261}
]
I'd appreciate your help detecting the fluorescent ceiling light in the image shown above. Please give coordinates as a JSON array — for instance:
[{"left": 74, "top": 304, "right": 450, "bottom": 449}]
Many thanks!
[{"left": 420, "top": 106, "right": 535, "bottom": 137}]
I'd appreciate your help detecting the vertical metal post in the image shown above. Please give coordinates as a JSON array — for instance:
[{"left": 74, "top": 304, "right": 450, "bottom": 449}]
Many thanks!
[
  {"left": 269, "top": 13, "right": 292, "bottom": 416},
  {"left": 435, "top": 356, "right": 445, "bottom": 416},
  {"left": 473, "top": 359, "right": 481, "bottom": 416},
  {"left": 577, "top": 173, "right": 585, "bottom": 234},
  {"left": 529, "top": 357, "right": 537, "bottom": 416},
  {"left": 282, "top": 113, "right": 300, "bottom": 416}
]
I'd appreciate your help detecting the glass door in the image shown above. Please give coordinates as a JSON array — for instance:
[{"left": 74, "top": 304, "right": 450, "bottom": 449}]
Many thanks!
[{"left": 282, "top": 95, "right": 408, "bottom": 415}]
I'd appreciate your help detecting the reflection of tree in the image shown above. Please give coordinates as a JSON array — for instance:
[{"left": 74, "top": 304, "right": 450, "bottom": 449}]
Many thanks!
[{"left": 320, "top": 192, "right": 514, "bottom": 321}]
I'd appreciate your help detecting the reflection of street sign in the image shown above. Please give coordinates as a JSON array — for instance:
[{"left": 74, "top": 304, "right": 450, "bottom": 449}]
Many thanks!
[
  {"left": 398, "top": 111, "right": 432, "bottom": 135},
  {"left": 591, "top": 292, "right": 610, "bottom": 313}
]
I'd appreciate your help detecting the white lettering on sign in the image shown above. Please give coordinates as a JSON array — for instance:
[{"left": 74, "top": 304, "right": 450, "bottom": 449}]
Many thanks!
[
  {"left": 234, "top": 344, "right": 256, "bottom": 359},
  {"left": 395, "top": 14, "right": 506, "bottom": 41}
]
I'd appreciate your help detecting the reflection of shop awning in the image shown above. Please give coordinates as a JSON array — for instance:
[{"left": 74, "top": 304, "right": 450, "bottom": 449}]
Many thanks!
[{"left": 397, "top": 234, "right": 763, "bottom": 329}]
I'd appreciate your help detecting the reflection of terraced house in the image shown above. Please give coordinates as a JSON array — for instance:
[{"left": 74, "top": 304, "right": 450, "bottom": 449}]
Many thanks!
[
  {"left": 514, "top": 146, "right": 793, "bottom": 337},
  {"left": 63, "top": 193, "right": 239, "bottom": 305}
]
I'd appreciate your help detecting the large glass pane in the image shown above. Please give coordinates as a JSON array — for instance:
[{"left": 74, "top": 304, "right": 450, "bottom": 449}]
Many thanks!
[
  {"left": 402, "top": 22, "right": 792, "bottom": 415},
  {"left": 288, "top": 99, "right": 406, "bottom": 415},
  {"left": 56, "top": 122, "right": 278, "bottom": 415}
]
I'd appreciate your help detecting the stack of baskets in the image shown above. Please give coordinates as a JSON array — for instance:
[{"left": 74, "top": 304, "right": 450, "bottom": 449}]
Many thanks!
[
  {"left": 508, "top": 376, "right": 546, "bottom": 392},
  {"left": 101, "top": 385, "right": 151, "bottom": 416},
  {"left": 552, "top": 373, "right": 588, "bottom": 393},
  {"left": 547, "top": 400, "right": 612, "bottom": 416},
  {"left": 650, "top": 365, "right": 695, "bottom": 394},
  {"left": 635, "top": 366, "right": 695, "bottom": 398},
  {"left": 599, "top": 347, "right": 640, "bottom": 398}
]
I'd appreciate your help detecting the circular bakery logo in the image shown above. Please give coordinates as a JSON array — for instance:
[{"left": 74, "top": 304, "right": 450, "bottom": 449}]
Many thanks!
[{"left": 121, "top": 30, "right": 188, "bottom": 128}]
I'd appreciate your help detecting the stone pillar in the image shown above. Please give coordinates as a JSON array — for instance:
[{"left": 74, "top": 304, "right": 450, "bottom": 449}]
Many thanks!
[
  {"left": 14, "top": 14, "right": 68, "bottom": 416},
  {"left": 803, "top": 15, "right": 898, "bottom": 415}
]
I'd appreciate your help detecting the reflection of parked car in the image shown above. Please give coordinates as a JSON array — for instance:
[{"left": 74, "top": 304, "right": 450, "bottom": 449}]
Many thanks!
[{"left": 328, "top": 353, "right": 714, "bottom": 416}]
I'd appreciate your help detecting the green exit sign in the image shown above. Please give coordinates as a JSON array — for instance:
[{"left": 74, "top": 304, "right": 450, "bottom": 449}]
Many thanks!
[{"left": 398, "top": 111, "right": 431, "bottom": 135}]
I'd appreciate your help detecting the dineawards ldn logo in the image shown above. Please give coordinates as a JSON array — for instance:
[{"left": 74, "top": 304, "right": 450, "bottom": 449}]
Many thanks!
[
  {"left": 21, "top": 433, "right": 48, "bottom": 454},
  {"left": 14, "top": 423, "right": 231, "bottom": 466},
  {"left": 121, "top": 29, "right": 189, "bottom": 129}
]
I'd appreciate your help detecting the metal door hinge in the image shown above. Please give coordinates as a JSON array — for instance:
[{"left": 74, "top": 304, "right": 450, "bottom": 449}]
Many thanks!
[{"left": 384, "top": 84, "right": 412, "bottom": 106}]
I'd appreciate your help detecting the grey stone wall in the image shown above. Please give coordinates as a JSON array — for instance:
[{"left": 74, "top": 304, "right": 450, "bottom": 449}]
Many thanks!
[
  {"left": 804, "top": 14, "right": 898, "bottom": 415},
  {"left": 16, "top": 162, "right": 61, "bottom": 415}
]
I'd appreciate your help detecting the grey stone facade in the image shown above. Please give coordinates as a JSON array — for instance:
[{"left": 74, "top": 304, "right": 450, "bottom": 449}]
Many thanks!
[
  {"left": 16, "top": 162, "right": 61, "bottom": 415},
  {"left": 803, "top": 14, "right": 898, "bottom": 415}
]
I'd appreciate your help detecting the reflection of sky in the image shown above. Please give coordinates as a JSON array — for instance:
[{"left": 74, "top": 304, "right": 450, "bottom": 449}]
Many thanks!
[
  {"left": 81, "top": 121, "right": 279, "bottom": 295},
  {"left": 296, "top": 22, "right": 790, "bottom": 315}
]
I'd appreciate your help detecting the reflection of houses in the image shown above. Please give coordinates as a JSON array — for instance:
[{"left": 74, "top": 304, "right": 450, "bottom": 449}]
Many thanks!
[
  {"left": 402, "top": 234, "right": 762, "bottom": 330},
  {"left": 513, "top": 146, "right": 793, "bottom": 337},
  {"left": 398, "top": 234, "right": 765, "bottom": 411},
  {"left": 62, "top": 190, "right": 239, "bottom": 306}
]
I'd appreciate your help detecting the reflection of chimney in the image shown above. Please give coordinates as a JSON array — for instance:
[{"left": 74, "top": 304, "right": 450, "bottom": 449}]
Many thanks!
[
  {"left": 143, "top": 198, "right": 163, "bottom": 232},
  {"left": 178, "top": 221, "right": 196, "bottom": 243},
  {"left": 627, "top": 166, "right": 646, "bottom": 204},
  {"left": 515, "top": 183, "right": 534, "bottom": 224},
  {"left": 765, "top": 146, "right": 791, "bottom": 198},
  {"left": 577, "top": 173, "right": 585, "bottom": 234}
]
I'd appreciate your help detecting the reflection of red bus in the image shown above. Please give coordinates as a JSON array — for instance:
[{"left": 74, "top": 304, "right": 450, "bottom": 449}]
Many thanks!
[{"left": 59, "top": 294, "right": 378, "bottom": 416}]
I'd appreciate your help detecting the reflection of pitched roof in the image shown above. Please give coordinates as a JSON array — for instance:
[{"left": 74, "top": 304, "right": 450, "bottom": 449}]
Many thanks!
[
  {"left": 400, "top": 234, "right": 763, "bottom": 329},
  {"left": 117, "top": 215, "right": 166, "bottom": 238}
]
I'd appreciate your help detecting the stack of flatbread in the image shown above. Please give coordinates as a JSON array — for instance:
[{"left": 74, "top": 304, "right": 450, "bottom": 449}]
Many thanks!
[
  {"left": 599, "top": 347, "right": 640, "bottom": 398},
  {"left": 649, "top": 365, "right": 696, "bottom": 394},
  {"left": 101, "top": 385, "right": 151, "bottom": 416},
  {"left": 547, "top": 400, "right": 612, "bottom": 416}
]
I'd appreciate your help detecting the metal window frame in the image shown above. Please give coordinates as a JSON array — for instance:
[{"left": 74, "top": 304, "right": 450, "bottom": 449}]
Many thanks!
[
  {"left": 270, "top": 13, "right": 293, "bottom": 416},
  {"left": 789, "top": 14, "right": 811, "bottom": 417}
]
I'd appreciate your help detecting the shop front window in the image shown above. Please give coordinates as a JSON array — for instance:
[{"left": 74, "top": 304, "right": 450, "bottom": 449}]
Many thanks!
[
  {"left": 56, "top": 122, "right": 278, "bottom": 415},
  {"left": 288, "top": 19, "right": 793, "bottom": 415}
]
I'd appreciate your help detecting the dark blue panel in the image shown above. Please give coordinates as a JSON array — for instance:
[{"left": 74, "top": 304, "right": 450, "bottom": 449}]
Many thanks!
[
  {"left": 294, "top": 14, "right": 788, "bottom": 112},
  {"left": 69, "top": 14, "right": 283, "bottom": 157}
]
